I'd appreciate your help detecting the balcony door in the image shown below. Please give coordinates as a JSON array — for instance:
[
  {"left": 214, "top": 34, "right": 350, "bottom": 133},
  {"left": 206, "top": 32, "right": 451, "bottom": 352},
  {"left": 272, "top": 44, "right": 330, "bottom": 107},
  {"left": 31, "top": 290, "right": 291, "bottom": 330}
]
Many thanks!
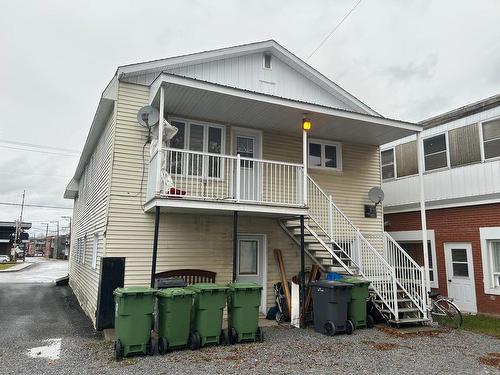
[{"left": 233, "top": 128, "right": 262, "bottom": 201}]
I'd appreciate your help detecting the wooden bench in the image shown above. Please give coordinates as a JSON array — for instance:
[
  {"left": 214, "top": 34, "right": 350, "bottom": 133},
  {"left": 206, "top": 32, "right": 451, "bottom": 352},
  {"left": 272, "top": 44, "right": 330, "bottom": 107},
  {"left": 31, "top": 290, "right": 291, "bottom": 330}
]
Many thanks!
[{"left": 154, "top": 269, "right": 217, "bottom": 285}]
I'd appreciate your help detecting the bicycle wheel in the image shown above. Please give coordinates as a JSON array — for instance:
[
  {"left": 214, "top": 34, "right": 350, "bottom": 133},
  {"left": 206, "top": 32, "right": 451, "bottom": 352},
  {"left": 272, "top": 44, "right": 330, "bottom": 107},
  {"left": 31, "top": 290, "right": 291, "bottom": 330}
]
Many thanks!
[{"left": 431, "top": 298, "right": 463, "bottom": 328}]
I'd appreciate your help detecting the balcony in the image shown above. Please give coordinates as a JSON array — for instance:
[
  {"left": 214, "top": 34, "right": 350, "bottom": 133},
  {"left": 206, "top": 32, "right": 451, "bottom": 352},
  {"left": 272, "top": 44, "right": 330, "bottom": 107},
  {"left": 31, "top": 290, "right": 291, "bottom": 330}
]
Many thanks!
[{"left": 145, "top": 148, "right": 307, "bottom": 216}]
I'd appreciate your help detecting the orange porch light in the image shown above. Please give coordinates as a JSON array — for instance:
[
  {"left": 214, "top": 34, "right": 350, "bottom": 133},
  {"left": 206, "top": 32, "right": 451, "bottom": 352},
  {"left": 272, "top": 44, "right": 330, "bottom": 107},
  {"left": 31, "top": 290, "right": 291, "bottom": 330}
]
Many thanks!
[{"left": 302, "top": 118, "right": 312, "bottom": 131}]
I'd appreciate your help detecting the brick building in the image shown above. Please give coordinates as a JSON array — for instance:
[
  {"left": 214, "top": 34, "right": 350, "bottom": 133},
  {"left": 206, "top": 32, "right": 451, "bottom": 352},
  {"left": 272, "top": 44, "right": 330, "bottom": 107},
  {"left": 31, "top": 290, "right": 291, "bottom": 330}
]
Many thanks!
[{"left": 382, "top": 94, "right": 500, "bottom": 316}]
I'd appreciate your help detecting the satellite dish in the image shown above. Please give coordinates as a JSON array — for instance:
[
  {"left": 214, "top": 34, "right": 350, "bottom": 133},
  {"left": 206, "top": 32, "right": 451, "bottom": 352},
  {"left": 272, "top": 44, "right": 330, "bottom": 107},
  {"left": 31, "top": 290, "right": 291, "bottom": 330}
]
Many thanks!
[
  {"left": 137, "top": 106, "right": 159, "bottom": 128},
  {"left": 368, "top": 187, "right": 384, "bottom": 205}
]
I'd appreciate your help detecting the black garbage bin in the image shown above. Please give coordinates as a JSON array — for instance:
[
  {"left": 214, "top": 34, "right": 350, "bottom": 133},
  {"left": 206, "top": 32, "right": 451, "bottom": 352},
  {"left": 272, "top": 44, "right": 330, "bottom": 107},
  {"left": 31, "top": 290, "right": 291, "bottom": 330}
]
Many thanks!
[{"left": 311, "top": 280, "right": 354, "bottom": 336}]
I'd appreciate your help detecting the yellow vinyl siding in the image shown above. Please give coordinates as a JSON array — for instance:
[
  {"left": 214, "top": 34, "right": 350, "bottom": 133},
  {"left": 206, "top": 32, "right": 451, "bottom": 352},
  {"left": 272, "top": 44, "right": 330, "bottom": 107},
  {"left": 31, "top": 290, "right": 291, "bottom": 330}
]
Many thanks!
[
  {"left": 69, "top": 106, "right": 115, "bottom": 325},
  {"left": 105, "top": 82, "right": 382, "bottom": 308}
]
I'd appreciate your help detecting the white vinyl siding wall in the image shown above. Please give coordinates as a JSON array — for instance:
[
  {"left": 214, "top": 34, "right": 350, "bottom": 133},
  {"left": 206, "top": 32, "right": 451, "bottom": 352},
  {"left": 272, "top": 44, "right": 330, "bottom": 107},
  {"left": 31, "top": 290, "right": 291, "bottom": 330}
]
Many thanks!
[{"left": 69, "top": 107, "right": 115, "bottom": 324}]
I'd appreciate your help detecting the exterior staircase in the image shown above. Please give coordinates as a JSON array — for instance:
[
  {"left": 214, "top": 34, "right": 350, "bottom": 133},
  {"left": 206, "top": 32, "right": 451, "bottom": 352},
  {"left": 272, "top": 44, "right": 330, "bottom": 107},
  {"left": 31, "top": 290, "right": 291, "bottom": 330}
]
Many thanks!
[{"left": 279, "top": 176, "right": 428, "bottom": 325}]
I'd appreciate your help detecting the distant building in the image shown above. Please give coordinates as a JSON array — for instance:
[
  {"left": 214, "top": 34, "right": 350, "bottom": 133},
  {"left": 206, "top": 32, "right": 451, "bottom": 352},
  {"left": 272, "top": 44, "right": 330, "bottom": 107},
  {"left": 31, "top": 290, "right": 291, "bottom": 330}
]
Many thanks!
[{"left": 0, "top": 221, "right": 31, "bottom": 256}]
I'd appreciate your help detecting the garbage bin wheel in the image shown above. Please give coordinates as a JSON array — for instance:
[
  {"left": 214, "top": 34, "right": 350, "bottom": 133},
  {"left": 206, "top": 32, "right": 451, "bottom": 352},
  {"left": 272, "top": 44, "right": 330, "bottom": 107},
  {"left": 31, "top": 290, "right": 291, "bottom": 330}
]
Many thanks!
[
  {"left": 366, "top": 314, "right": 375, "bottom": 329},
  {"left": 114, "top": 339, "right": 122, "bottom": 360},
  {"left": 345, "top": 320, "right": 355, "bottom": 335},
  {"left": 256, "top": 327, "right": 264, "bottom": 343},
  {"left": 220, "top": 329, "right": 230, "bottom": 346},
  {"left": 230, "top": 327, "right": 238, "bottom": 345},
  {"left": 324, "top": 321, "right": 336, "bottom": 336},
  {"left": 189, "top": 331, "right": 201, "bottom": 350},
  {"left": 146, "top": 338, "right": 154, "bottom": 356},
  {"left": 158, "top": 337, "right": 169, "bottom": 355}
]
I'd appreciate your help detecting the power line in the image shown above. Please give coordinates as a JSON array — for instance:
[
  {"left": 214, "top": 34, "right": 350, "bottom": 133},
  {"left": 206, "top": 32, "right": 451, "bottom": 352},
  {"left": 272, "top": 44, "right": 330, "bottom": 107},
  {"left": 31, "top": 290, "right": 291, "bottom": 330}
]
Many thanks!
[
  {"left": 306, "top": 0, "right": 363, "bottom": 61},
  {"left": 0, "top": 139, "right": 80, "bottom": 154},
  {"left": 0, "top": 202, "right": 73, "bottom": 210},
  {"left": 0, "top": 171, "right": 71, "bottom": 179},
  {"left": 0, "top": 144, "right": 79, "bottom": 158}
]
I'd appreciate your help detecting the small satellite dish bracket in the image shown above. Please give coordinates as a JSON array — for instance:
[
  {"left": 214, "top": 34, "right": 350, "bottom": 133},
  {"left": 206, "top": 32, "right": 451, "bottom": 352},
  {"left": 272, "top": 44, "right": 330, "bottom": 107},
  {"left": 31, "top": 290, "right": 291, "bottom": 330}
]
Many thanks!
[{"left": 365, "top": 187, "right": 385, "bottom": 218}]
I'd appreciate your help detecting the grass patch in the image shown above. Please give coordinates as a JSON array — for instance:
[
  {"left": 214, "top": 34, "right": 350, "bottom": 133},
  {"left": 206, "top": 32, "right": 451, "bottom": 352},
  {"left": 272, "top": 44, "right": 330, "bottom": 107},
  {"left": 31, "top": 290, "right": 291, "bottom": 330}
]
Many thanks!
[
  {"left": 462, "top": 314, "right": 500, "bottom": 338},
  {"left": 0, "top": 263, "right": 16, "bottom": 270}
]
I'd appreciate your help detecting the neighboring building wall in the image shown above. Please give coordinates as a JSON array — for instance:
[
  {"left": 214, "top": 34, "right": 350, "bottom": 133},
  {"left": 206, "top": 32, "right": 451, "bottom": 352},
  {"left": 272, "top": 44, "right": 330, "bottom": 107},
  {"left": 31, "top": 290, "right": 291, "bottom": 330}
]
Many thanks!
[
  {"left": 69, "top": 107, "right": 115, "bottom": 325},
  {"left": 385, "top": 203, "right": 500, "bottom": 315}
]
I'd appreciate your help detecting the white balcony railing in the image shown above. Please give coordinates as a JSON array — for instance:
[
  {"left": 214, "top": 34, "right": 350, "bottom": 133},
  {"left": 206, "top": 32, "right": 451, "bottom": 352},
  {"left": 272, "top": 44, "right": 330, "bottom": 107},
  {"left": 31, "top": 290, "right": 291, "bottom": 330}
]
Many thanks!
[{"left": 153, "top": 148, "right": 305, "bottom": 207}]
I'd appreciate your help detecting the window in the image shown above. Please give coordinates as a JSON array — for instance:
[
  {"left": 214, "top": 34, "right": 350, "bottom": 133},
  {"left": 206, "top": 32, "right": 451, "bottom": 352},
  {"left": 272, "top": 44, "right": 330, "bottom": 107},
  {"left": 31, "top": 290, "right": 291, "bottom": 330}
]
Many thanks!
[
  {"left": 451, "top": 248, "right": 469, "bottom": 277},
  {"left": 482, "top": 118, "right": 500, "bottom": 159},
  {"left": 490, "top": 241, "right": 500, "bottom": 287},
  {"left": 395, "top": 141, "right": 418, "bottom": 177},
  {"left": 239, "top": 240, "right": 258, "bottom": 275},
  {"left": 448, "top": 124, "right": 481, "bottom": 167},
  {"left": 263, "top": 54, "right": 272, "bottom": 69},
  {"left": 91, "top": 234, "right": 98, "bottom": 269},
  {"left": 424, "top": 134, "right": 448, "bottom": 171},
  {"left": 381, "top": 149, "right": 395, "bottom": 180},
  {"left": 81, "top": 236, "right": 86, "bottom": 265},
  {"left": 167, "top": 118, "right": 224, "bottom": 178},
  {"left": 308, "top": 140, "right": 342, "bottom": 170}
]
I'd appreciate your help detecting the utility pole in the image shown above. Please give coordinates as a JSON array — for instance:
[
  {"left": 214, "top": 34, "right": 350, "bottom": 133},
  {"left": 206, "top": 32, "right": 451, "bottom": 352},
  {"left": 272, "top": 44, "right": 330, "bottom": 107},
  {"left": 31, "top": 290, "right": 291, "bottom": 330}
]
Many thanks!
[
  {"left": 13, "top": 190, "right": 25, "bottom": 262},
  {"left": 44, "top": 223, "right": 49, "bottom": 258},
  {"left": 20, "top": 190, "right": 25, "bottom": 262},
  {"left": 55, "top": 220, "right": 59, "bottom": 259},
  {"left": 61, "top": 216, "right": 72, "bottom": 258}
]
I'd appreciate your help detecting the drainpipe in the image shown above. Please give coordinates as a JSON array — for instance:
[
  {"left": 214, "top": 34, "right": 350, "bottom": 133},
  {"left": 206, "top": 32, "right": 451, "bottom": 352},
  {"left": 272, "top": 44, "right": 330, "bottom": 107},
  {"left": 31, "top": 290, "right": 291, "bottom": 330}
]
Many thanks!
[
  {"left": 417, "top": 132, "right": 430, "bottom": 318},
  {"left": 150, "top": 206, "right": 160, "bottom": 288},
  {"left": 232, "top": 211, "right": 238, "bottom": 282}
]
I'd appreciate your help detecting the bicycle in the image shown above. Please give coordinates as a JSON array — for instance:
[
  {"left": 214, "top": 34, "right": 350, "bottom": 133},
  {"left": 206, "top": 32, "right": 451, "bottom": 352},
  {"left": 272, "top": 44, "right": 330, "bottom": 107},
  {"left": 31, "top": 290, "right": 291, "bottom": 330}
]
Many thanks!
[{"left": 428, "top": 291, "right": 463, "bottom": 328}]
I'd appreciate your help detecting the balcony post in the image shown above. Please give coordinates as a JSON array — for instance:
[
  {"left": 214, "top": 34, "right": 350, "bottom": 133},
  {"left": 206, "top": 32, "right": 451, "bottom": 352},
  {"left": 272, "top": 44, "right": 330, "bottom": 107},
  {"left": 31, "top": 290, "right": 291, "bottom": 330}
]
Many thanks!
[
  {"left": 235, "top": 154, "right": 241, "bottom": 202},
  {"left": 156, "top": 85, "right": 165, "bottom": 194},
  {"left": 417, "top": 132, "right": 431, "bottom": 309},
  {"left": 300, "top": 214, "right": 305, "bottom": 327},
  {"left": 302, "top": 129, "right": 308, "bottom": 206}
]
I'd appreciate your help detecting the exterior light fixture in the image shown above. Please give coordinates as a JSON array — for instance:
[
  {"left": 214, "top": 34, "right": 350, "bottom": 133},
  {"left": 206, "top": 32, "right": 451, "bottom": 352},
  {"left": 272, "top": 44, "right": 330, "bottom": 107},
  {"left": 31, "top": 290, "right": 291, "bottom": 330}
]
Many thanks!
[{"left": 302, "top": 118, "right": 312, "bottom": 131}]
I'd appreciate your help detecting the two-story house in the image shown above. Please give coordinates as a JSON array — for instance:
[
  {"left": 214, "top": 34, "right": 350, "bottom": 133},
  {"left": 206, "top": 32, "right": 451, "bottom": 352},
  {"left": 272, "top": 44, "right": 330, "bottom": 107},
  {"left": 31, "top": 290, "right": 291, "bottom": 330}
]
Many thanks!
[
  {"left": 64, "top": 40, "right": 426, "bottom": 330},
  {"left": 382, "top": 93, "right": 500, "bottom": 316}
]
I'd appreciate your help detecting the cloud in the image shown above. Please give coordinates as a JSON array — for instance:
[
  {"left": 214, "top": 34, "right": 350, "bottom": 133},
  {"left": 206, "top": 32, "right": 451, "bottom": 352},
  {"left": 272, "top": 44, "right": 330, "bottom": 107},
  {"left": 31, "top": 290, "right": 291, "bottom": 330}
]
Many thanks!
[{"left": 383, "top": 54, "right": 438, "bottom": 82}]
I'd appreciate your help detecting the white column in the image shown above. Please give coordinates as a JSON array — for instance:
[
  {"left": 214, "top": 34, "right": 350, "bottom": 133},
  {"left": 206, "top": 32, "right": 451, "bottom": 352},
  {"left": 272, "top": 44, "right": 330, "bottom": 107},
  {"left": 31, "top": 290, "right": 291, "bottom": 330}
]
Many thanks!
[
  {"left": 156, "top": 86, "right": 165, "bottom": 194},
  {"left": 417, "top": 132, "right": 430, "bottom": 317},
  {"left": 302, "top": 129, "right": 308, "bottom": 206}
]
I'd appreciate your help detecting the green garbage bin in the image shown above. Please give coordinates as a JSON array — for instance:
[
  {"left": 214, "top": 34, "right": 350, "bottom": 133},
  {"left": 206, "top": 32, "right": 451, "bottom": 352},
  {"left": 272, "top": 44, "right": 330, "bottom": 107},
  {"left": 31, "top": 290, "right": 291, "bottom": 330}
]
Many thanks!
[
  {"left": 156, "top": 287, "right": 195, "bottom": 354},
  {"left": 113, "top": 286, "right": 157, "bottom": 359},
  {"left": 341, "top": 277, "right": 371, "bottom": 329},
  {"left": 227, "top": 282, "right": 264, "bottom": 344},
  {"left": 187, "top": 283, "right": 228, "bottom": 349}
]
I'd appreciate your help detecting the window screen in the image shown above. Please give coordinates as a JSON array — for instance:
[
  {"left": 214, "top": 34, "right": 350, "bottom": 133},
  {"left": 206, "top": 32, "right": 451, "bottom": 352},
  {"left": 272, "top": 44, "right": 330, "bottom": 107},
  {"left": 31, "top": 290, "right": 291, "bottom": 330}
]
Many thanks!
[
  {"left": 424, "top": 134, "right": 447, "bottom": 171},
  {"left": 482, "top": 119, "right": 500, "bottom": 159},
  {"left": 395, "top": 141, "right": 418, "bottom": 177},
  {"left": 448, "top": 124, "right": 481, "bottom": 167},
  {"left": 381, "top": 149, "right": 395, "bottom": 180}
]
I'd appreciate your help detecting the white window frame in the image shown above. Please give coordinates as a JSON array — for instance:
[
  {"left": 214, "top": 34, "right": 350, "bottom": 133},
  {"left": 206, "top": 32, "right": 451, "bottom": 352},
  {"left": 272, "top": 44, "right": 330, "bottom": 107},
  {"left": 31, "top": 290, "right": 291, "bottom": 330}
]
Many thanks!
[
  {"left": 388, "top": 230, "right": 438, "bottom": 288},
  {"left": 167, "top": 117, "right": 226, "bottom": 180},
  {"left": 308, "top": 139, "right": 342, "bottom": 171},
  {"left": 263, "top": 54, "right": 272, "bottom": 70},
  {"left": 381, "top": 147, "right": 396, "bottom": 181},
  {"left": 91, "top": 234, "right": 98, "bottom": 269},
  {"left": 423, "top": 132, "right": 449, "bottom": 172},
  {"left": 480, "top": 227, "right": 500, "bottom": 295},
  {"left": 81, "top": 235, "right": 86, "bottom": 265},
  {"left": 479, "top": 116, "right": 500, "bottom": 162}
]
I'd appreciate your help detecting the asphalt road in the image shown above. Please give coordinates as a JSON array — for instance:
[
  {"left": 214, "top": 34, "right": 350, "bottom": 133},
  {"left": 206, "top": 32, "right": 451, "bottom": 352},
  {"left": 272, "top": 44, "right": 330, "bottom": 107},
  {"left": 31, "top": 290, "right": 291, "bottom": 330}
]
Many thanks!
[{"left": 0, "top": 257, "right": 68, "bottom": 283}]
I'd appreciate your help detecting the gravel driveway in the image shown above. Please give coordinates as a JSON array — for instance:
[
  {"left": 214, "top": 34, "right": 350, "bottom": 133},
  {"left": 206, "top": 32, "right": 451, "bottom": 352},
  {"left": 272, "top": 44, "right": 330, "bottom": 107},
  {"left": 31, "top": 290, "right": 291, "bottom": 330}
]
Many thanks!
[{"left": 4, "top": 322, "right": 499, "bottom": 374}]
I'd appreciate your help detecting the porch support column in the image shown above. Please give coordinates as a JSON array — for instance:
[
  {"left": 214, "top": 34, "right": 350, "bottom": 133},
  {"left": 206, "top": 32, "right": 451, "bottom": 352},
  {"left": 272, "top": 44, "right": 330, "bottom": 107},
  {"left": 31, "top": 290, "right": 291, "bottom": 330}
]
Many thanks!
[
  {"left": 300, "top": 214, "right": 306, "bottom": 327},
  {"left": 156, "top": 85, "right": 165, "bottom": 194},
  {"left": 232, "top": 211, "right": 238, "bottom": 282},
  {"left": 417, "top": 132, "right": 430, "bottom": 316},
  {"left": 302, "top": 129, "right": 308, "bottom": 206},
  {"left": 150, "top": 206, "right": 160, "bottom": 288}
]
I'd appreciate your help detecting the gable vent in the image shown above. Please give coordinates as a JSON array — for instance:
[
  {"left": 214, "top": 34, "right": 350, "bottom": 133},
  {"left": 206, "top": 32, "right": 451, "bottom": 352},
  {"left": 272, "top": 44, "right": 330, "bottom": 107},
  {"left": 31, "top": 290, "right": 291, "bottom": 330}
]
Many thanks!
[{"left": 263, "top": 54, "right": 272, "bottom": 69}]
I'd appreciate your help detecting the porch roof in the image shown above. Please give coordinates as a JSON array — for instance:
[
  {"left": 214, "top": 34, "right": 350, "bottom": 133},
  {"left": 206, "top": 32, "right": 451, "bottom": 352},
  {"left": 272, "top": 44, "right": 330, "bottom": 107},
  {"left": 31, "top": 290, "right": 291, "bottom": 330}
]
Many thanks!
[{"left": 150, "top": 73, "right": 422, "bottom": 146}]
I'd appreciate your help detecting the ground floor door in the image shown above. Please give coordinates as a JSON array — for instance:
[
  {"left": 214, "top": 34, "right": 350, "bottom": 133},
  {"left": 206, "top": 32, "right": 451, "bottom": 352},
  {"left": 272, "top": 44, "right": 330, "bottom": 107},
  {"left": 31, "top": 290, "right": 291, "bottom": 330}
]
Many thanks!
[
  {"left": 236, "top": 234, "right": 266, "bottom": 314},
  {"left": 444, "top": 242, "right": 477, "bottom": 313}
]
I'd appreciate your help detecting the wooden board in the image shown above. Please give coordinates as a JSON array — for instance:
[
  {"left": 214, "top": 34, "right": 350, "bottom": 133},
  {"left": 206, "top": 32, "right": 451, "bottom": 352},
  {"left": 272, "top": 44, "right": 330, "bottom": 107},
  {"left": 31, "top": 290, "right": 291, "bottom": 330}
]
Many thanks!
[{"left": 274, "top": 248, "right": 291, "bottom": 317}]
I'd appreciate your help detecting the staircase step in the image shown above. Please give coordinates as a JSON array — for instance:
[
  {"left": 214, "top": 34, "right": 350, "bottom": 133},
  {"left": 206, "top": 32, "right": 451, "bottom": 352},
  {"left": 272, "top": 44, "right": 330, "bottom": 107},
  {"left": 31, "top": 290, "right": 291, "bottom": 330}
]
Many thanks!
[
  {"left": 380, "top": 307, "right": 420, "bottom": 314},
  {"left": 388, "top": 317, "right": 429, "bottom": 324}
]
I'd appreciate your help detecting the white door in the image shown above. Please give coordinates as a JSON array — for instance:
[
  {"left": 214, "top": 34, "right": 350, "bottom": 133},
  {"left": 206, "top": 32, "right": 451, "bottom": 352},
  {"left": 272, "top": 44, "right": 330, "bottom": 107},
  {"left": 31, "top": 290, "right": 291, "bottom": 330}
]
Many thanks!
[
  {"left": 444, "top": 243, "right": 477, "bottom": 313},
  {"left": 236, "top": 235, "right": 266, "bottom": 314},
  {"left": 233, "top": 130, "right": 261, "bottom": 201}
]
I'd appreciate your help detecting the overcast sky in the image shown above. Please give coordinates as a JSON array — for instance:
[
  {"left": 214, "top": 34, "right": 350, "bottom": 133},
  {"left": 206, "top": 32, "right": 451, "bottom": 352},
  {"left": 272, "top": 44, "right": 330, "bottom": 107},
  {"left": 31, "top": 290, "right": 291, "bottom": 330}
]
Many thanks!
[{"left": 1, "top": 0, "right": 499, "bottom": 237}]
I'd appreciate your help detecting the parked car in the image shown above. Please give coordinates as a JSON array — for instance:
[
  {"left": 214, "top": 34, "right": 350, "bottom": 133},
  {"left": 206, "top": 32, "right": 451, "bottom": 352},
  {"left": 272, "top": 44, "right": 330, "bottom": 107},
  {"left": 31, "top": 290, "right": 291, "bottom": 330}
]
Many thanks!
[{"left": 0, "top": 255, "right": 10, "bottom": 263}]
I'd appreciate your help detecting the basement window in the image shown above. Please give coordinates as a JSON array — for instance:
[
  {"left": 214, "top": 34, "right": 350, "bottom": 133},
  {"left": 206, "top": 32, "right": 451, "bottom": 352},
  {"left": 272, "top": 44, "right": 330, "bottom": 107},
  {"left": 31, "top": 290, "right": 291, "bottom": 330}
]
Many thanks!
[{"left": 263, "top": 54, "right": 272, "bottom": 69}]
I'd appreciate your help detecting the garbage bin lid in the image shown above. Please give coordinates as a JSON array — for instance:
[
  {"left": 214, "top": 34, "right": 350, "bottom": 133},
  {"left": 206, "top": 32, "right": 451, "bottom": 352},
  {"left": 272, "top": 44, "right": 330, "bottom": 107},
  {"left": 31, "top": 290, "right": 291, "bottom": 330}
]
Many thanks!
[
  {"left": 187, "top": 283, "right": 228, "bottom": 292},
  {"left": 311, "top": 280, "right": 353, "bottom": 289},
  {"left": 157, "top": 287, "right": 195, "bottom": 298},
  {"left": 227, "top": 282, "right": 263, "bottom": 290},
  {"left": 113, "top": 286, "right": 157, "bottom": 296},
  {"left": 341, "top": 277, "right": 371, "bottom": 286}
]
